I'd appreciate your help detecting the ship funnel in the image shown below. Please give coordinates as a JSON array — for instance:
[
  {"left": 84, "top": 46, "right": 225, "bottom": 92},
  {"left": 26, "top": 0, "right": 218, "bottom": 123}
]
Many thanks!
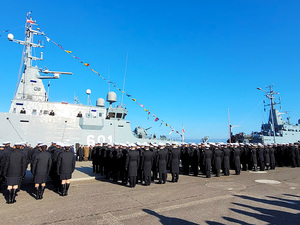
[
  {"left": 96, "top": 98, "right": 105, "bottom": 107},
  {"left": 7, "top": 33, "right": 14, "bottom": 41},
  {"left": 107, "top": 92, "right": 117, "bottom": 104}
]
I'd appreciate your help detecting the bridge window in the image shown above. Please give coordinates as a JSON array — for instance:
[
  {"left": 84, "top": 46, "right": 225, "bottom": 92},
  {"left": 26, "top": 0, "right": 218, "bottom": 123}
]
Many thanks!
[
  {"left": 116, "top": 113, "right": 122, "bottom": 119},
  {"left": 13, "top": 108, "right": 16, "bottom": 113},
  {"left": 99, "top": 113, "right": 102, "bottom": 117},
  {"left": 108, "top": 112, "right": 115, "bottom": 118},
  {"left": 32, "top": 109, "right": 37, "bottom": 115},
  {"left": 123, "top": 113, "right": 127, "bottom": 119}
]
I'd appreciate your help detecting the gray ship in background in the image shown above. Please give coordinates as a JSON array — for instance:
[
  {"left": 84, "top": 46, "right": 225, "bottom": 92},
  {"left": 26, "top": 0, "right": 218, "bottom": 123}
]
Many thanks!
[
  {"left": 231, "top": 85, "right": 300, "bottom": 144},
  {"left": 0, "top": 13, "right": 177, "bottom": 146}
]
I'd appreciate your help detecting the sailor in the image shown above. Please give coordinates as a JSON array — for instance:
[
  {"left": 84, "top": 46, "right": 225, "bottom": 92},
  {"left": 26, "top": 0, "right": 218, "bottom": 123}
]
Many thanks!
[
  {"left": 31, "top": 143, "right": 52, "bottom": 200},
  {"left": 125, "top": 144, "right": 139, "bottom": 188},
  {"left": 3, "top": 143, "right": 26, "bottom": 204},
  {"left": 250, "top": 144, "right": 258, "bottom": 171},
  {"left": 111, "top": 143, "right": 120, "bottom": 182},
  {"left": 156, "top": 143, "right": 169, "bottom": 184},
  {"left": 104, "top": 144, "right": 113, "bottom": 179},
  {"left": 141, "top": 143, "right": 154, "bottom": 186},
  {"left": 119, "top": 143, "right": 128, "bottom": 185},
  {"left": 56, "top": 144, "right": 76, "bottom": 196},
  {"left": 150, "top": 143, "right": 158, "bottom": 181},
  {"left": 289, "top": 143, "right": 297, "bottom": 168},
  {"left": 100, "top": 143, "right": 108, "bottom": 176},
  {"left": 295, "top": 143, "right": 300, "bottom": 167},
  {"left": 20, "top": 108, "right": 26, "bottom": 114},
  {"left": 264, "top": 145, "right": 271, "bottom": 170},
  {"left": 77, "top": 145, "right": 84, "bottom": 162},
  {"left": 258, "top": 144, "right": 265, "bottom": 171},
  {"left": 203, "top": 144, "right": 212, "bottom": 178},
  {"left": 181, "top": 143, "right": 191, "bottom": 175},
  {"left": 222, "top": 144, "right": 231, "bottom": 176},
  {"left": 233, "top": 144, "right": 241, "bottom": 175},
  {"left": 190, "top": 143, "right": 200, "bottom": 176},
  {"left": 213, "top": 144, "right": 222, "bottom": 177},
  {"left": 3, "top": 141, "right": 13, "bottom": 154},
  {"left": 269, "top": 144, "right": 276, "bottom": 169},
  {"left": 0, "top": 145, "right": 5, "bottom": 188},
  {"left": 169, "top": 143, "right": 181, "bottom": 182}
]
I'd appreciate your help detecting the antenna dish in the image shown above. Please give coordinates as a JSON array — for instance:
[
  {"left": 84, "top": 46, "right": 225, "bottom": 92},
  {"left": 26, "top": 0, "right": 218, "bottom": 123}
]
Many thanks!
[
  {"left": 7, "top": 33, "right": 14, "bottom": 41},
  {"left": 107, "top": 91, "right": 117, "bottom": 104},
  {"left": 96, "top": 98, "right": 105, "bottom": 107},
  {"left": 86, "top": 89, "right": 91, "bottom": 95}
]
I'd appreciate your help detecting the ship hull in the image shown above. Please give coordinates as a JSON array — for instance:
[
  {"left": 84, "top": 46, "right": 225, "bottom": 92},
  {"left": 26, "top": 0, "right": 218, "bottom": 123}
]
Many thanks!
[{"left": 0, "top": 112, "right": 154, "bottom": 146}]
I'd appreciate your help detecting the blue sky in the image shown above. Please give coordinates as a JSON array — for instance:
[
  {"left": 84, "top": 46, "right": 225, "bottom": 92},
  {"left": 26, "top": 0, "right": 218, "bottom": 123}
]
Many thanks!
[{"left": 0, "top": 1, "right": 300, "bottom": 141}]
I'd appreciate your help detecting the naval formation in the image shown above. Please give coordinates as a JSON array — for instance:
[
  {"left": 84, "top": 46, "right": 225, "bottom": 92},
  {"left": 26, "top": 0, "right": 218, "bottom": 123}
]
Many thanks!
[{"left": 0, "top": 141, "right": 300, "bottom": 204}]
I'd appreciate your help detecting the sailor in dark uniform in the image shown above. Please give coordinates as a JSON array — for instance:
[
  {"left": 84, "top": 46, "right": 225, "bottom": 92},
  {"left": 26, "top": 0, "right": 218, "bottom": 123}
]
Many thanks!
[
  {"left": 151, "top": 144, "right": 158, "bottom": 181},
  {"left": 258, "top": 144, "right": 265, "bottom": 171},
  {"left": 250, "top": 144, "right": 258, "bottom": 171},
  {"left": 56, "top": 144, "right": 76, "bottom": 196},
  {"left": 156, "top": 143, "right": 169, "bottom": 184},
  {"left": 3, "top": 143, "right": 26, "bottom": 204},
  {"left": 31, "top": 144, "right": 52, "bottom": 199},
  {"left": 269, "top": 144, "right": 276, "bottom": 170},
  {"left": 141, "top": 144, "right": 154, "bottom": 186},
  {"left": 0, "top": 145, "right": 5, "bottom": 188},
  {"left": 233, "top": 144, "right": 241, "bottom": 175},
  {"left": 181, "top": 144, "right": 191, "bottom": 175},
  {"left": 264, "top": 145, "right": 271, "bottom": 170},
  {"left": 169, "top": 143, "right": 181, "bottom": 182},
  {"left": 125, "top": 144, "right": 139, "bottom": 188},
  {"left": 222, "top": 144, "right": 231, "bottom": 176},
  {"left": 203, "top": 144, "right": 212, "bottom": 178},
  {"left": 190, "top": 144, "right": 200, "bottom": 176},
  {"left": 213, "top": 144, "right": 223, "bottom": 177}
]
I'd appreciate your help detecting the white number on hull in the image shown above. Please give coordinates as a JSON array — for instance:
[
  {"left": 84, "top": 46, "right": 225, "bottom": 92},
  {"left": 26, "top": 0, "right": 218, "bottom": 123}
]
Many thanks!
[{"left": 87, "top": 135, "right": 113, "bottom": 146}]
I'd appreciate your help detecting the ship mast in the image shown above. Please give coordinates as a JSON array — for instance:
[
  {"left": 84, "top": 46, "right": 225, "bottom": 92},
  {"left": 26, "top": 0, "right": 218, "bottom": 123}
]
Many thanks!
[
  {"left": 257, "top": 85, "right": 279, "bottom": 144},
  {"left": 8, "top": 12, "right": 72, "bottom": 102}
]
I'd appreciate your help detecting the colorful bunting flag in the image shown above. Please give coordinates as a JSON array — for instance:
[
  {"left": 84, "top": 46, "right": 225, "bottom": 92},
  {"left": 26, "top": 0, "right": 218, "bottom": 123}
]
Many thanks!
[{"left": 46, "top": 35, "right": 182, "bottom": 137}]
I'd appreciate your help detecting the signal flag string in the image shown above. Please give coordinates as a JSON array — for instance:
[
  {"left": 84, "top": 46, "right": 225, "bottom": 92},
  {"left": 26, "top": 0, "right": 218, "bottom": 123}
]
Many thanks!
[{"left": 44, "top": 35, "right": 183, "bottom": 138}]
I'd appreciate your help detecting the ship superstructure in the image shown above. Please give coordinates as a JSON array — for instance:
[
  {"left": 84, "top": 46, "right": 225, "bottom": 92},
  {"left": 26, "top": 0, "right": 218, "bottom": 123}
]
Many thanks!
[
  {"left": 251, "top": 85, "right": 300, "bottom": 144},
  {"left": 0, "top": 13, "right": 173, "bottom": 146}
]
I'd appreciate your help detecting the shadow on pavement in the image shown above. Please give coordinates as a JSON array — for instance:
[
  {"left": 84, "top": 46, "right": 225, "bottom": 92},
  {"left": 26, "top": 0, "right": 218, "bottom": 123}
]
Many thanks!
[
  {"left": 142, "top": 209, "right": 199, "bottom": 225},
  {"left": 206, "top": 194, "right": 300, "bottom": 225}
]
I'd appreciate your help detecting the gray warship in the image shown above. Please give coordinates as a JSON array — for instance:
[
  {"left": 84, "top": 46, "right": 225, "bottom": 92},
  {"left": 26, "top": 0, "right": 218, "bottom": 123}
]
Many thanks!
[
  {"left": 0, "top": 13, "right": 175, "bottom": 146},
  {"left": 232, "top": 85, "right": 300, "bottom": 144}
]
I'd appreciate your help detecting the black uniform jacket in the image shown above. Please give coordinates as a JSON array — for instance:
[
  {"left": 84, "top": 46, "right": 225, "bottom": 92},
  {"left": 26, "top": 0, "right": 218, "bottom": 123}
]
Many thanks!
[
  {"left": 31, "top": 151, "right": 52, "bottom": 176},
  {"left": 57, "top": 150, "right": 76, "bottom": 175}
]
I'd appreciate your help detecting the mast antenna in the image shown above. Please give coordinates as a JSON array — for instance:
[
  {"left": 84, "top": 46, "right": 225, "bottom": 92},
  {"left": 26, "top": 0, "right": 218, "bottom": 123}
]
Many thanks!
[{"left": 121, "top": 49, "right": 129, "bottom": 106}]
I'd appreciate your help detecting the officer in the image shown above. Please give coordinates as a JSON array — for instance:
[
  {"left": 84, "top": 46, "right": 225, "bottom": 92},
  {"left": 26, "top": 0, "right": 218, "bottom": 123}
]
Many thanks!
[
  {"left": 169, "top": 143, "right": 181, "bottom": 182},
  {"left": 31, "top": 143, "right": 52, "bottom": 200},
  {"left": 56, "top": 144, "right": 76, "bottom": 196}
]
